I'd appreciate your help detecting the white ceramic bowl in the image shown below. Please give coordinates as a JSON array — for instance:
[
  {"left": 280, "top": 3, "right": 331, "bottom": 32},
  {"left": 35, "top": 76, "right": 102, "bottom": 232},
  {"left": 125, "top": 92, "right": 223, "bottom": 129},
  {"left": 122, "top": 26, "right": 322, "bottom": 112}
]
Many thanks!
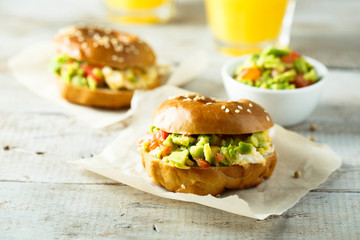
[{"left": 221, "top": 55, "right": 328, "bottom": 126}]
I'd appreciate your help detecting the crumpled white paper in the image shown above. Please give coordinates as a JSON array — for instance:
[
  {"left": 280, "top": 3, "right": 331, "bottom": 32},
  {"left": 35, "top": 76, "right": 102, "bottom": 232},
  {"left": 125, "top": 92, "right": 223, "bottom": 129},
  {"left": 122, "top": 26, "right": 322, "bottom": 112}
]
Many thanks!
[
  {"left": 7, "top": 42, "right": 207, "bottom": 128},
  {"left": 72, "top": 85, "right": 342, "bottom": 220}
]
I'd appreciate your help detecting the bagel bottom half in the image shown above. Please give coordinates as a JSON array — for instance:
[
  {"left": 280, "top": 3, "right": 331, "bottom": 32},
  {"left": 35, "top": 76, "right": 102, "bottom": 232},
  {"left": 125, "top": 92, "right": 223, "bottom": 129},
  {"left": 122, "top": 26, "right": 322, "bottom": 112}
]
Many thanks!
[
  {"left": 56, "top": 76, "right": 160, "bottom": 109},
  {"left": 141, "top": 151, "right": 277, "bottom": 196}
]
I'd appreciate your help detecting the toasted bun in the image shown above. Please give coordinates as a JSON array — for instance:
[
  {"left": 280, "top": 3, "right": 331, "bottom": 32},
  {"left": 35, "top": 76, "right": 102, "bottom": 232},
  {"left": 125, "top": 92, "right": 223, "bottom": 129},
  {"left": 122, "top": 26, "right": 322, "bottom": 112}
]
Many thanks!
[
  {"left": 141, "top": 150, "right": 277, "bottom": 196},
  {"left": 56, "top": 77, "right": 133, "bottom": 109},
  {"left": 53, "top": 25, "right": 156, "bottom": 69},
  {"left": 152, "top": 94, "right": 274, "bottom": 135}
]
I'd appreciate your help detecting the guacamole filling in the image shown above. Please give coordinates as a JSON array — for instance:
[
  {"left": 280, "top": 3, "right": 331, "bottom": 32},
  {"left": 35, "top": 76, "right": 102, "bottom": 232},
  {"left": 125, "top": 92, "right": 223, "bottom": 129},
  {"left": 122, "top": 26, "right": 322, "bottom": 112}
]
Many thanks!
[
  {"left": 233, "top": 46, "right": 320, "bottom": 90},
  {"left": 49, "top": 53, "right": 160, "bottom": 91},
  {"left": 137, "top": 126, "right": 274, "bottom": 170}
]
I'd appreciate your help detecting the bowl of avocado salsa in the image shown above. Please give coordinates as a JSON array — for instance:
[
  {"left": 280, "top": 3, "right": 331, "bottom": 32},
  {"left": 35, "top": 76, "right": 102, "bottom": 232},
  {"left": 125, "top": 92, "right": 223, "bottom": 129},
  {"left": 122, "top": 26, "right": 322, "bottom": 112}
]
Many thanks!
[
  {"left": 221, "top": 47, "right": 328, "bottom": 126},
  {"left": 233, "top": 46, "right": 320, "bottom": 90}
]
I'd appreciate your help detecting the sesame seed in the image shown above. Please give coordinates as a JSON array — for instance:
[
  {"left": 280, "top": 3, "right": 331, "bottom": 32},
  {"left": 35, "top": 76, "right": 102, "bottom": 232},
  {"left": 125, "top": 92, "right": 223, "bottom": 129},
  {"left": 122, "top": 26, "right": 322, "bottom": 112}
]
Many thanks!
[
  {"left": 294, "top": 170, "right": 302, "bottom": 178},
  {"left": 237, "top": 105, "right": 243, "bottom": 110},
  {"left": 235, "top": 109, "right": 240, "bottom": 113},
  {"left": 266, "top": 116, "right": 270, "bottom": 122},
  {"left": 81, "top": 42, "right": 88, "bottom": 49},
  {"left": 183, "top": 98, "right": 192, "bottom": 101},
  {"left": 111, "top": 55, "right": 117, "bottom": 61},
  {"left": 247, "top": 109, "right": 252, "bottom": 113},
  {"left": 181, "top": 184, "right": 186, "bottom": 189},
  {"left": 93, "top": 42, "right": 98, "bottom": 48},
  {"left": 77, "top": 36, "right": 84, "bottom": 42},
  {"left": 221, "top": 105, "right": 226, "bottom": 110},
  {"left": 310, "top": 123, "right": 317, "bottom": 131},
  {"left": 225, "top": 108, "right": 230, "bottom": 113},
  {"left": 249, "top": 103, "right": 253, "bottom": 107},
  {"left": 205, "top": 102, "right": 212, "bottom": 105}
]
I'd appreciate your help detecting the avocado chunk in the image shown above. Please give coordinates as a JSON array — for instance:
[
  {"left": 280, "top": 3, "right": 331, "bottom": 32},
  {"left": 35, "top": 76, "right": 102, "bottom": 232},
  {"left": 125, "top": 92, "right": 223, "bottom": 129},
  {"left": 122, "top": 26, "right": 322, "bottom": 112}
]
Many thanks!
[
  {"left": 190, "top": 145, "right": 204, "bottom": 159},
  {"left": 294, "top": 58, "right": 308, "bottom": 73},
  {"left": 163, "top": 135, "right": 174, "bottom": 147},
  {"left": 304, "top": 68, "right": 318, "bottom": 82},
  {"left": 204, "top": 143, "right": 213, "bottom": 163},
  {"left": 263, "top": 46, "right": 291, "bottom": 57},
  {"left": 171, "top": 134, "right": 196, "bottom": 147},
  {"left": 196, "top": 135, "right": 210, "bottom": 146},
  {"left": 220, "top": 147, "right": 233, "bottom": 165},
  {"left": 167, "top": 150, "right": 190, "bottom": 169},
  {"left": 246, "top": 135, "right": 259, "bottom": 148},
  {"left": 235, "top": 142, "right": 253, "bottom": 154},
  {"left": 87, "top": 76, "right": 97, "bottom": 90}
]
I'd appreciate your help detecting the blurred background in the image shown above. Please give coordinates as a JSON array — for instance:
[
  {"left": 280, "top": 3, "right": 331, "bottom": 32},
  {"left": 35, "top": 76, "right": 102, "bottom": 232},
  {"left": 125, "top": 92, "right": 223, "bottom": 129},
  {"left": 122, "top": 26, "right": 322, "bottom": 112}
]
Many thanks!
[{"left": 1, "top": 0, "right": 359, "bottom": 78}]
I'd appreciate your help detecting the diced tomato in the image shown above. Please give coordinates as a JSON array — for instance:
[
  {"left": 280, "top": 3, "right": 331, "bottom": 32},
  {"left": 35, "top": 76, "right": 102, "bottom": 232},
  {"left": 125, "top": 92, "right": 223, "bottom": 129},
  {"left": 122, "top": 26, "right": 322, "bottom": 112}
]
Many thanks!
[
  {"left": 215, "top": 153, "right": 225, "bottom": 163},
  {"left": 155, "top": 130, "right": 169, "bottom": 141},
  {"left": 194, "top": 158, "right": 210, "bottom": 168},
  {"left": 160, "top": 145, "right": 172, "bottom": 157},
  {"left": 292, "top": 73, "right": 313, "bottom": 88},
  {"left": 148, "top": 141, "right": 159, "bottom": 152},
  {"left": 237, "top": 67, "right": 262, "bottom": 81},
  {"left": 80, "top": 65, "right": 102, "bottom": 82},
  {"left": 280, "top": 51, "right": 302, "bottom": 63}
]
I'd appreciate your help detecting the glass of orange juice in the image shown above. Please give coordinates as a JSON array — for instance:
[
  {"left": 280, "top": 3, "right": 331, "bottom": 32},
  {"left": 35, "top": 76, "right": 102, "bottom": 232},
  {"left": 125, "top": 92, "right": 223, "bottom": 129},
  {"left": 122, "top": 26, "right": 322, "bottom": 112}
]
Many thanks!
[
  {"left": 205, "top": 0, "right": 296, "bottom": 55},
  {"left": 105, "top": 0, "right": 175, "bottom": 24}
]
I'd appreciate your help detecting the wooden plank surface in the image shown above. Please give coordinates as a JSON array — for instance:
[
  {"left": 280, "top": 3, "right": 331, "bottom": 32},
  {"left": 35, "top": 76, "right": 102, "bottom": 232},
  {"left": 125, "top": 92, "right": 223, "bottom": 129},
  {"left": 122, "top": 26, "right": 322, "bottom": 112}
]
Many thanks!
[{"left": 1, "top": 0, "right": 360, "bottom": 239}]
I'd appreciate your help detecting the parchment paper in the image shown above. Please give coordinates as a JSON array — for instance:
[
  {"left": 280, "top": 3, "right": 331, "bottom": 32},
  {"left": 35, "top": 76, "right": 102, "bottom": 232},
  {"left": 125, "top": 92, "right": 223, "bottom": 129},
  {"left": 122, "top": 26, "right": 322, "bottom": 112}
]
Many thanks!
[
  {"left": 72, "top": 85, "right": 342, "bottom": 220},
  {"left": 7, "top": 42, "right": 207, "bottom": 128}
]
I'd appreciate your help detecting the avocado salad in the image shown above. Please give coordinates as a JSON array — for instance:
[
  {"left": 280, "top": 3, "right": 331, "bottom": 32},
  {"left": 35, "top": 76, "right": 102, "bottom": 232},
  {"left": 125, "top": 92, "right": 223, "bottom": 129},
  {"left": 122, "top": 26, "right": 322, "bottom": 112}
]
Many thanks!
[
  {"left": 137, "top": 126, "right": 274, "bottom": 169},
  {"left": 233, "top": 46, "right": 320, "bottom": 90},
  {"left": 49, "top": 53, "right": 160, "bottom": 91}
]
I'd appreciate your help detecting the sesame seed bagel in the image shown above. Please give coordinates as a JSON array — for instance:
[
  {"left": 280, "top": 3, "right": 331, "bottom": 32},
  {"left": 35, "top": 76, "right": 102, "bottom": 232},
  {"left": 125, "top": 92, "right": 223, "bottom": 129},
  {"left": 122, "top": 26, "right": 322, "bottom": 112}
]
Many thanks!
[
  {"left": 53, "top": 25, "right": 156, "bottom": 68},
  {"left": 152, "top": 94, "right": 274, "bottom": 135},
  {"left": 141, "top": 150, "right": 277, "bottom": 196}
]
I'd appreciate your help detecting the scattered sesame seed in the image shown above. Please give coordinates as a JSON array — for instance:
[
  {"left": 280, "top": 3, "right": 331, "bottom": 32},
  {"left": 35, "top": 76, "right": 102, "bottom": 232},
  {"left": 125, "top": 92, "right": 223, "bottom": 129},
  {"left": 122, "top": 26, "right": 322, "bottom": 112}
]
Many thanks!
[
  {"left": 205, "top": 102, "right": 212, "bottom": 105},
  {"left": 111, "top": 55, "right": 117, "bottom": 61},
  {"left": 247, "top": 109, "right": 252, "bottom": 113},
  {"left": 77, "top": 36, "right": 84, "bottom": 42},
  {"left": 294, "top": 170, "right": 302, "bottom": 178},
  {"left": 266, "top": 116, "right": 270, "bottom": 122},
  {"left": 183, "top": 98, "right": 192, "bottom": 101},
  {"left": 181, "top": 184, "right": 186, "bottom": 189},
  {"left": 235, "top": 109, "right": 240, "bottom": 113},
  {"left": 221, "top": 105, "right": 226, "bottom": 110},
  {"left": 93, "top": 42, "right": 99, "bottom": 48},
  {"left": 249, "top": 103, "right": 253, "bottom": 107},
  {"left": 225, "top": 108, "right": 230, "bottom": 113},
  {"left": 237, "top": 105, "right": 243, "bottom": 110},
  {"left": 310, "top": 123, "right": 317, "bottom": 131}
]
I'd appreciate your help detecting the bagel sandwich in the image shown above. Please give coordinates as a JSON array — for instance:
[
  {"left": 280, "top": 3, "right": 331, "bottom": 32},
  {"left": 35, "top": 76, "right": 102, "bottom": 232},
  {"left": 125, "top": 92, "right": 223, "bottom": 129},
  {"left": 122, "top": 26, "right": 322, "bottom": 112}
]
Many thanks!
[
  {"left": 50, "top": 24, "right": 164, "bottom": 109},
  {"left": 137, "top": 94, "right": 277, "bottom": 196}
]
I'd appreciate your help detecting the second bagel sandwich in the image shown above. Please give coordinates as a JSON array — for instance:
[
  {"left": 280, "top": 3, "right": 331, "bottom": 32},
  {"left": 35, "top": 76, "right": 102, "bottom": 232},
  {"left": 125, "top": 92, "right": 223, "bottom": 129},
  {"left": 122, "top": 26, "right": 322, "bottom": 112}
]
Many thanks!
[{"left": 50, "top": 25, "right": 164, "bottom": 109}]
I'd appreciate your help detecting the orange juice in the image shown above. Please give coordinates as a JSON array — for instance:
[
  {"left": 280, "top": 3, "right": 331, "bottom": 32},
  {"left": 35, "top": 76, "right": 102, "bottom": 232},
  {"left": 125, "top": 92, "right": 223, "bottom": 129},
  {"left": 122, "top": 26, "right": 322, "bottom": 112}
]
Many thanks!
[
  {"left": 205, "top": 0, "right": 294, "bottom": 55},
  {"left": 105, "top": 0, "right": 174, "bottom": 24}
]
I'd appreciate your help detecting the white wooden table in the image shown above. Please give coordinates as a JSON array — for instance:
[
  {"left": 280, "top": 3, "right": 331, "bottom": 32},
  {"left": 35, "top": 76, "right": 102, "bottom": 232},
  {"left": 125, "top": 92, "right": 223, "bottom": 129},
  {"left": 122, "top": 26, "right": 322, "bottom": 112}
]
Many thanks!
[{"left": 1, "top": 0, "right": 359, "bottom": 239}]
